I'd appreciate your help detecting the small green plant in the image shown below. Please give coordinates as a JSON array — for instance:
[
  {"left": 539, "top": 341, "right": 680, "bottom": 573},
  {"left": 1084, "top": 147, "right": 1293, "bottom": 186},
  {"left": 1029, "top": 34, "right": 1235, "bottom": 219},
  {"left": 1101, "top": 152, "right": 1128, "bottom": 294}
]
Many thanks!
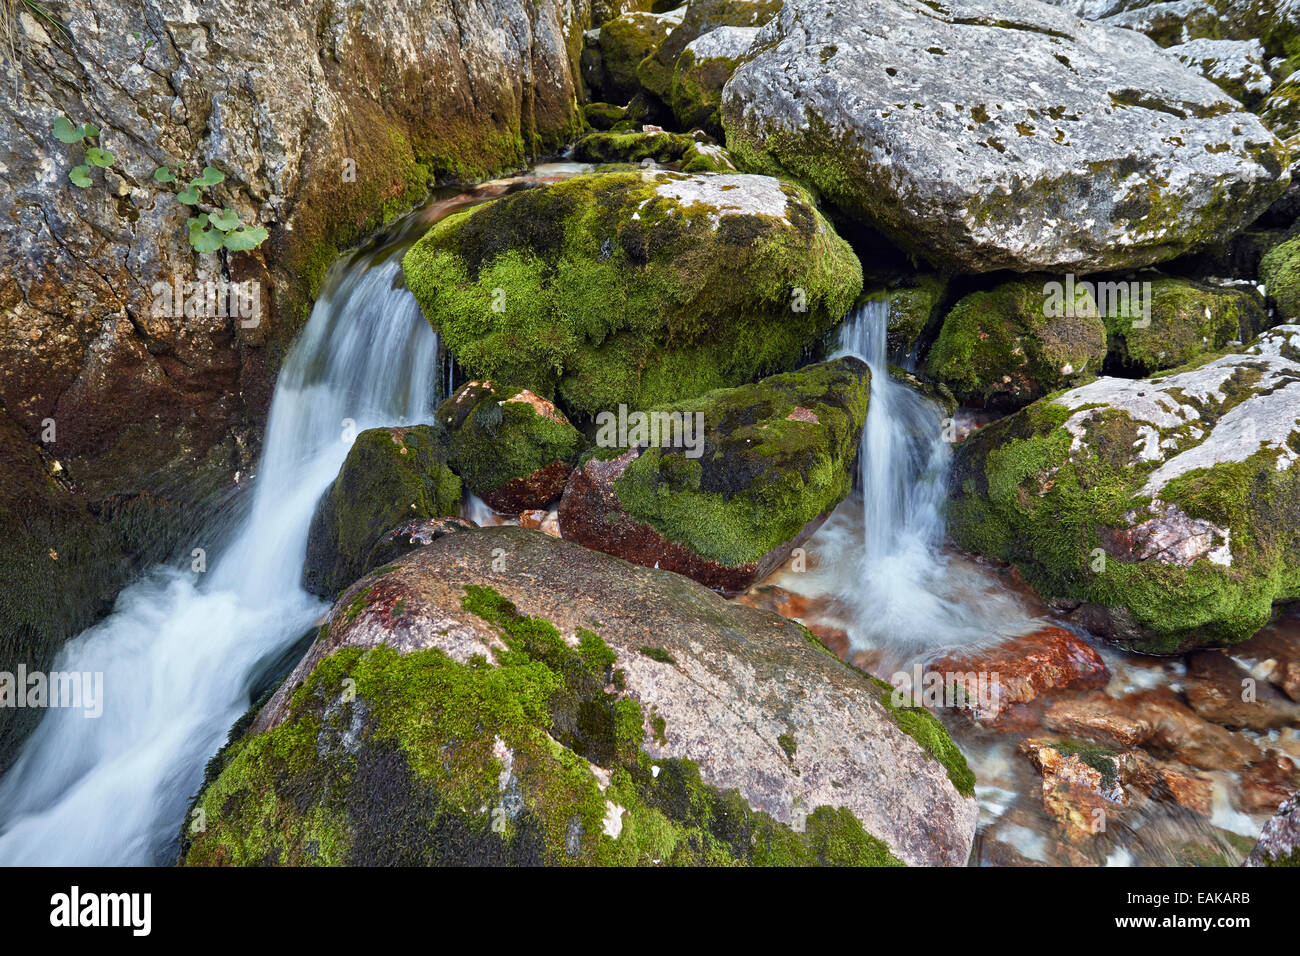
[
  {"left": 51, "top": 113, "right": 268, "bottom": 256},
  {"left": 154, "top": 162, "right": 269, "bottom": 253},
  {"left": 52, "top": 116, "right": 109, "bottom": 188}
]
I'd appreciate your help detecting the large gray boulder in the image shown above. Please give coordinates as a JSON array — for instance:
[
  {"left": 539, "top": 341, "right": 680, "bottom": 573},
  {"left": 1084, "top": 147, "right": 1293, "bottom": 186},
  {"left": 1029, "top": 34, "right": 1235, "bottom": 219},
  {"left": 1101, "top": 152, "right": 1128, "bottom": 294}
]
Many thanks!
[
  {"left": 721, "top": 0, "right": 1289, "bottom": 273},
  {"left": 186, "top": 526, "right": 978, "bottom": 866}
]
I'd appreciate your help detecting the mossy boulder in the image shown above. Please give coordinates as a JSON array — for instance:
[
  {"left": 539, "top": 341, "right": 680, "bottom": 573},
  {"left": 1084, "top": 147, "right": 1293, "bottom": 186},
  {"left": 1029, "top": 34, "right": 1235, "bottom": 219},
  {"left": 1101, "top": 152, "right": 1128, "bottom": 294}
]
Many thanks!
[
  {"left": 557, "top": 357, "right": 869, "bottom": 591},
  {"left": 1246, "top": 791, "right": 1300, "bottom": 866},
  {"left": 591, "top": 9, "right": 684, "bottom": 102},
  {"left": 182, "top": 526, "right": 976, "bottom": 866},
  {"left": 402, "top": 170, "right": 863, "bottom": 419},
  {"left": 926, "top": 279, "right": 1107, "bottom": 411},
  {"left": 669, "top": 26, "right": 758, "bottom": 138},
  {"left": 437, "top": 381, "right": 585, "bottom": 512},
  {"left": 583, "top": 101, "right": 629, "bottom": 131},
  {"left": 1262, "top": 236, "right": 1300, "bottom": 322},
  {"left": 1103, "top": 278, "right": 1267, "bottom": 376},
  {"left": 948, "top": 326, "right": 1300, "bottom": 654},
  {"left": 572, "top": 129, "right": 737, "bottom": 172},
  {"left": 302, "top": 426, "right": 462, "bottom": 598},
  {"left": 637, "top": 0, "right": 781, "bottom": 101}
]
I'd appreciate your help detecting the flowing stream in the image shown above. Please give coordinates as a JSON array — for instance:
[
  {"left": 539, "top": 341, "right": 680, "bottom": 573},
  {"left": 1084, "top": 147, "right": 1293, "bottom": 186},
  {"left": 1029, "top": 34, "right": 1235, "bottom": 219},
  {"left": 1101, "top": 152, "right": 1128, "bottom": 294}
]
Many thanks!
[
  {"left": 789, "top": 301, "right": 1039, "bottom": 663},
  {"left": 0, "top": 237, "right": 443, "bottom": 865}
]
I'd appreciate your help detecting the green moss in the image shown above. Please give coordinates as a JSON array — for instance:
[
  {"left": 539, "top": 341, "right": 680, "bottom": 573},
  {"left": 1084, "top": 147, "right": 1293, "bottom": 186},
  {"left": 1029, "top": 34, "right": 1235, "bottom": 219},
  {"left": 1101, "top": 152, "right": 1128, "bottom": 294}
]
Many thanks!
[
  {"left": 638, "top": 645, "right": 676, "bottom": 664},
  {"left": 872, "top": 676, "right": 976, "bottom": 798},
  {"left": 436, "top": 381, "right": 584, "bottom": 497},
  {"left": 860, "top": 274, "right": 948, "bottom": 359},
  {"left": 926, "top": 278, "right": 1106, "bottom": 409},
  {"left": 670, "top": 48, "right": 743, "bottom": 138},
  {"left": 597, "top": 11, "right": 676, "bottom": 102},
  {"left": 1103, "top": 278, "right": 1266, "bottom": 375},
  {"left": 1262, "top": 236, "right": 1300, "bottom": 323},
  {"left": 185, "top": 583, "right": 903, "bottom": 866},
  {"left": 402, "top": 170, "right": 862, "bottom": 418},
  {"left": 583, "top": 102, "right": 629, "bottom": 131},
  {"left": 609, "top": 357, "right": 869, "bottom": 566},
  {"left": 947, "top": 370, "right": 1300, "bottom": 651},
  {"left": 777, "top": 732, "right": 797, "bottom": 760},
  {"left": 301, "top": 425, "right": 461, "bottom": 597}
]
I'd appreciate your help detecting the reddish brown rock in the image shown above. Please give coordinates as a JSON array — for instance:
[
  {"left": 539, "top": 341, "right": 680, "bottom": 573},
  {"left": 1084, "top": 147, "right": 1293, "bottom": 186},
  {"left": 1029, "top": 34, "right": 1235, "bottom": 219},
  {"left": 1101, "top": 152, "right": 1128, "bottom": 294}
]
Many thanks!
[
  {"left": 1127, "top": 687, "right": 1262, "bottom": 771},
  {"left": 1238, "top": 750, "right": 1300, "bottom": 814},
  {"left": 558, "top": 449, "right": 831, "bottom": 594},
  {"left": 1183, "top": 649, "right": 1300, "bottom": 731},
  {"left": 479, "top": 459, "right": 573, "bottom": 514},
  {"left": 1043, "top": 691, "right": 1155, "bottom": 748},
  {"left": 930, "top": 626, "right": 1109, "bottom": 725},
  {"left": 1231, "top": 611, "right": 1300, "bottom": 703},
  {"left": 1019, "top": 738, "right": 1126, "bottom": 843}
]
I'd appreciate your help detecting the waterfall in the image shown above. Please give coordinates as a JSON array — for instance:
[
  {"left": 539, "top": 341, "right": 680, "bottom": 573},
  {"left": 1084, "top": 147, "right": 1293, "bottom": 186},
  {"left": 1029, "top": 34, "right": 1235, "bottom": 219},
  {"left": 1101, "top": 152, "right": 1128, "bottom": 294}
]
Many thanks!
[
  {"left": 825, "top": 301, "right": 1037, "bottom": 657},
  {"left": 0, "top": 250, "right": 442, "bottom": 865}
]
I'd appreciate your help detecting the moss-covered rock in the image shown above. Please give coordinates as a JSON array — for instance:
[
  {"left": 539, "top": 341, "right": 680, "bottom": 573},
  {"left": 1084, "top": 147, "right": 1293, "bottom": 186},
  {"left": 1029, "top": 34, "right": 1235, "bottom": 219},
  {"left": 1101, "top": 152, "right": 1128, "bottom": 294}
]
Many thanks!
[
  {"left": 669, "top": 26, "right": 758, "bottom": 138},
  {"left": 926, "top": 279, "right": 1107, "bottom": 411},
  {"left": 583, "top": 101, "right": 630, "bottom": 131},
  {"left": 557, "top": 358, "right": 869, "bottom": 589},
  {"left": 402, "top": 170, "right": 863, "bottom": 418},
  {"left": 572, "top": 129, "right": 737, "bottom": 173},
  {"left": 1103, "top": 278, "right": 1267, "bottom": 376},
  {"left": 437, "top": 381, "right": 585, "bottom": 512},
  {"left": 637, "top": 0, "right": 781, "bottom": 102},
  {"left": 948, "top": 326, "right": 1300, "bottom": 654},
  {"left": 1262, "top": 236, "right": 1300, "bottom": 322},
  {"left": 302, "top": 426, "right": 461, "bottom": 598},
  {"left": 182, "top": 526, "right": 977, "bottom": 866},
  {"left": 591, "top": 9, "right": 684, "bottom": 102}
]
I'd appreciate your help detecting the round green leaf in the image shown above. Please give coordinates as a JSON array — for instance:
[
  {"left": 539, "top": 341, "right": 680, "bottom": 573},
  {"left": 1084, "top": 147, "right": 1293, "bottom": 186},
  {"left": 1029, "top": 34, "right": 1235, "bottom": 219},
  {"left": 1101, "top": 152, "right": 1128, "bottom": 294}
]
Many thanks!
[
  {"left": 85, "top": 146, "right": 114, "bottom": 168},
  {"left": 223, "top": 225, "right": 269, "bottom": 252},
  {"left": 68, "top": 165, "right": 92, "bottom": 187},
  {"left": 80, "top": 124, "right": 100, "bottom": 139},
  {"left": 177, "top": 185, "right": 200, "bottom": 205},
  {"left": 153, "top": 166, "right": 175, "bottom": 183},
  {"left": 192, "top": 165, "right": 225, "bottom": 187},
  {"left": 189, "top": 226, "right": 225, "bottom": 255},
  {"left": 208, "top": 208, "right": 239, "bottom": 231},
  {"left": 53, "top": 116, "right": 82, "bottom": 143}
]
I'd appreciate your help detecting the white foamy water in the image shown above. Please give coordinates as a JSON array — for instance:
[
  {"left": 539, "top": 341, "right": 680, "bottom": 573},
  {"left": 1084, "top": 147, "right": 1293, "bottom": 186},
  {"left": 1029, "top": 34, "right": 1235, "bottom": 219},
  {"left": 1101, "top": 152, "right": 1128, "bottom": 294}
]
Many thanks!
[
  {"left": 785, "top": 300, "right": 1039, "bottom": 659},
  {"left": 0, "top": 252, "right": 442, "bottom": 865}
]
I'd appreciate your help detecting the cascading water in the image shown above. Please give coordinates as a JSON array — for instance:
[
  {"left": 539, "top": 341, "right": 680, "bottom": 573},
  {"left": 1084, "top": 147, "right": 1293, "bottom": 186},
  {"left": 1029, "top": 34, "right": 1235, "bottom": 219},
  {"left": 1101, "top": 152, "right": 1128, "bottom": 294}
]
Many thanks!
[
  {"left": 0, "top": 246, "right": 442, "bottom": 865},
  {"left": 784, "top": 300, "right": 1038, "bottom": 660}
]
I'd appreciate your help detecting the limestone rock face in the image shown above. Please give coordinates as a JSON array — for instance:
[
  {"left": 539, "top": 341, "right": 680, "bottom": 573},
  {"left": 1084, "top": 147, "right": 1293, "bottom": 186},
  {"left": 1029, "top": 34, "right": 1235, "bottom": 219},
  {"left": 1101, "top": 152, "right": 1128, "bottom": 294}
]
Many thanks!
[
  {"left": 0, "top": 0, "right": 597, "bottom": 499},
  {"left": 721, "top": 0, "right": 1289, "bottom": 273},
  {"left": 186, "top": 526, "right": 978, "bottom": 866},
  {"left": 949, "top": 327, "right": 1300, "bottom": 653}
]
